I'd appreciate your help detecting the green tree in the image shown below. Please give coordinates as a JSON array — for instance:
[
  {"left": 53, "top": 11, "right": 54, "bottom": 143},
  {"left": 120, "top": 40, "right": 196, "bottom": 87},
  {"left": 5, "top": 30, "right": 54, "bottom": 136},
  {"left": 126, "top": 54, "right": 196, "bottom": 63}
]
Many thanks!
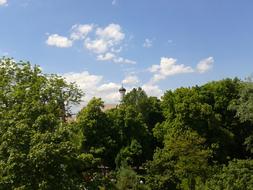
[
  {"left": 205, "top": 159, "right": 253, "bottom": 190},
  {"left": 0, "top": 58, "right": 92, "bottom": 189},
  {"left": 0, "top": 58, "right": 82, "bottom": 125},
  {"left": 122, "top": 88, "right": 164, "bottom": 131},
  {"left": 116, "top": 166, "right": 150, "bottom": 190},
  {"left": 115, "top": 139, "right": 143, "bottom": 168},
  {"left": 107, "top": 105, "right": 151, "bottom": 168},
  {"left": 235, "top": 80, "right": 253, "bottom": 123},
  {"left": 76, "top": 97, "right": 119, "bottom": 168},
  {"left": 156, "top": 79, "right": 250, "bottom": 163},
  {"left": 230, "top": 79, "right": 253, "bottom": 155},
  {"left": 200, "top": 78, "right": 248, "bottom": 161},
  {"left": 121, "top": 88, "right": 163, "bottom": 163},
  {"left": 146, "top": 129, "right": 212, "bottom": 190}
]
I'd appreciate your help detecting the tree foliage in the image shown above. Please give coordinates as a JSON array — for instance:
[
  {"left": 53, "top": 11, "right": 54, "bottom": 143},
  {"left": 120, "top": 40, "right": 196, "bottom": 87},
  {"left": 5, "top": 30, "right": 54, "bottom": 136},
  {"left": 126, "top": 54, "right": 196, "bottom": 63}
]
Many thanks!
[
  {"left": 0, "top": 58, "right": 91, "bottom": 189},
  {"left": 1, "top": 57, "right": 253, "bottom": 189},
  {"left": 76, "top": 97, "right": 119, "bottom": 168},
  {"left": 205, "top": 159, "right": 253, "bottom": 190},
  {"left": 146, "top": 130, "right": 212, "bottom": 190}
]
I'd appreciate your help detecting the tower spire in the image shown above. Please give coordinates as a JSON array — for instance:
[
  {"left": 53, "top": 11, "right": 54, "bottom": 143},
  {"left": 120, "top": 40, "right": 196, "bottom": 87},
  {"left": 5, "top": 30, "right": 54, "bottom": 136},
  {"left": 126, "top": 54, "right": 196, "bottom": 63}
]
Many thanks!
[{"left": 119, "top": 84, "right": 126, "bottom": 102}]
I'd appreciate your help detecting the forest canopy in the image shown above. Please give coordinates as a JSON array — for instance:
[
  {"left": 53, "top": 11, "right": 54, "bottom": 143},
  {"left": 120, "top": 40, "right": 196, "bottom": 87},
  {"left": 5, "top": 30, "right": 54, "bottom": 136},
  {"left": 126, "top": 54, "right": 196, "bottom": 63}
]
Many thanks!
[{"left": 0, "top": 57, "right": 252, "bottom": 189}]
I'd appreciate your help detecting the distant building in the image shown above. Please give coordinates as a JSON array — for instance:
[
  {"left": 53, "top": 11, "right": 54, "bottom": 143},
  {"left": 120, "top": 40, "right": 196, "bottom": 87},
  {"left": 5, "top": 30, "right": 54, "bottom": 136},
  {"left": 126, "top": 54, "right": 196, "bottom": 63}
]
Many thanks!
[{"left": 119, "top": 85, "right": 126, "bottom": 102}]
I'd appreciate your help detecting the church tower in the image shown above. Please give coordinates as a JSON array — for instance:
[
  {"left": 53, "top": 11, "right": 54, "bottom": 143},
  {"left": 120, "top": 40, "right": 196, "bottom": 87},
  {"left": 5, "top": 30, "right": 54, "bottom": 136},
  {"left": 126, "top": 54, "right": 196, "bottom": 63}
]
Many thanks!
[{"left": 119, "top": 85, "right": 126, "bottom": 102}]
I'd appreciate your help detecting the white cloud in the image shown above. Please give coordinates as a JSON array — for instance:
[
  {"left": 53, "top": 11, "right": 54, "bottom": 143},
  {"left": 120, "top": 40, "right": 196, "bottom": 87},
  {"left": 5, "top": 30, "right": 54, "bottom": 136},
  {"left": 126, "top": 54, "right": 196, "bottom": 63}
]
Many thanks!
[
  {"left": 122, "top": 75, "right": 139, "bottom": 85},
  {"left": 142, "top": 83, "right": 163, "bottom": 97},
  {"left": 143, "top": 38, "right": 152, "bottom": 48},
  {"left": 46, "top": 23, "right": 135, "bottom": 64},
  {"left": 149, "top": 64, "right": 160, "bottom": 73},
  {"left": 113, "top": 57, "right": 136, "bottom": 64},
  {"left": 62, "top": 71, "right": 121, "bottom": 104},
  {"left": 85, "top": 23, "right": 131, "bottom": 63},
  {"left": 63, "top": 71, "right": 103, "bottom": 91},
  {"left": 149, "top": 57, "right": 194, "bottom": 83},
  {"left": 84, "top": 38, "right": 109, "bottom": 54},
  {"left": 46, "top": 34, "right": 72, "bottom": 48},
  {"left": 96, "top": 23, "right": 125, "bottom": 42},
  {"left": 97, "top": 82, "right": 120, "bottom": 92},
  {"left": 70, "top": 24, "right": 93, "bottom": 40},
  {"left": 96, "top": 53, "right": 136, "bottom": 64},
  {"left": 97, "top": 82, "right": 121, "bottom": 103},
  {"left": 84, "top": 24, "right": 124, "bottom": 54},
  {"left": 196, "top": 57, "right": 214, "bottom": 73},
  {"left": 84, "top": 23, "right": 126, "bottom": 58},
  {"left": 97, "top": 52, "right": 116, "bottom": 61},
  {"left": 0, "top": 0, "right": 7, "bottom": 6}
]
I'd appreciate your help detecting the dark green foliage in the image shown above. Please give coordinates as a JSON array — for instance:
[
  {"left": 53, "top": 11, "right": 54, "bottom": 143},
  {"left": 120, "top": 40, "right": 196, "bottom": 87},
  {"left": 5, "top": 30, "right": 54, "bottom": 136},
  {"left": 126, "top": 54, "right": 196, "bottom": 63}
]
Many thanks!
[
  {"left": 115, "top": 139, "right": 143, "bottom": 168},
  {"left": 76, "top": 97, "right": 120, "bottom": 168},
  {"left": 107, "top": 104, "right": 151, "bottom": 168},
  {"left": 121, "top": 88, "right": 164, "bottom": 163},
  {"left": 205, "top": 159, "right": 253, "bottom": 190},
  {"left": 122, "top": 88, "right": 164, "bottom": 131},
  {"left": 234, "top": 81, "right": 253, "bottom": 123},
  {"left": 116, "top": 166, "right": 150, "bottom": 190},
  {"left": 230, "top": 79, "right": 253, "bottom": 155},
  {"left": 146, "top": 130, "right": 212, "bottom": 190}
]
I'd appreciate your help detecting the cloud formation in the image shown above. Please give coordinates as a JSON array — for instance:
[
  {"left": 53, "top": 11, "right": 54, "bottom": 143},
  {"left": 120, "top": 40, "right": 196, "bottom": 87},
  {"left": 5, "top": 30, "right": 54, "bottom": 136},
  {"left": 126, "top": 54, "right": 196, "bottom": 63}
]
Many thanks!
[
  {"left": 142, "top": 83, "right": 163, "bottom": 97},
  {"left": 96, "top": 54, "right": 136, "bottom": 64},
  {"left": 196, "top": 57, "right": 214, "bottom": 73},
  {"left": 62, "top": 71, "right": 120, "bottom": 104},
  {"left": 70, "top": 24, "right": 93, "bottom": 40},
  {"left": 149, "top": 56, "right": 214, "bottom": 83},
  {"left": 46, "top": 34, "right": 72, "bottom": 48},
  {"left": 97, "top": 52, "right": 116, "bottom": 61},
  {"left": 96, "top": 23, "right": 125, "bottom": 42},
  {"left": 84, "top": 24, "right": 125, "bottom": 54},
  {"left": 113, "top": 57, "right": 136, "bottom": 64},
  {"left": 46, "top": 23, "right": 135, "bottom": 64},
  {"left": 85, "top": 24, "right": 136, "bottom": 64},
  {"left": 85, "top": 38, "right": 109, "bottom": 54},
  {"left": 122, "top": 75, "right": 139, "bottom": 85},
  {"left": 149, "top": 57, "right": 194, "bottom": 83},
  {"left": 0, "top": 0, "right": 7, "bottom": 6}
]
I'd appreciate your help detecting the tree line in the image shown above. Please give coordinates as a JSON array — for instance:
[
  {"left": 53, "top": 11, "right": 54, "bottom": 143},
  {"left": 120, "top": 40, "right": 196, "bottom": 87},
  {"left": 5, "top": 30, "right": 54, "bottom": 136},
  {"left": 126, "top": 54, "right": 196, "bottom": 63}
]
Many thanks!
[{"left": 0, "top": 58, "right": 252, "bottom": 189}]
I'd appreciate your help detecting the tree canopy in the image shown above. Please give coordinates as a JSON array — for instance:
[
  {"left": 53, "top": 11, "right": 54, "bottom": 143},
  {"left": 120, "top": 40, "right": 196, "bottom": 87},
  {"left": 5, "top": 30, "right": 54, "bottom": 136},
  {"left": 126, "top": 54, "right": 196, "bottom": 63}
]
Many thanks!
[{"left": 0, "top": 57, "right": 252, "bottom": 189}]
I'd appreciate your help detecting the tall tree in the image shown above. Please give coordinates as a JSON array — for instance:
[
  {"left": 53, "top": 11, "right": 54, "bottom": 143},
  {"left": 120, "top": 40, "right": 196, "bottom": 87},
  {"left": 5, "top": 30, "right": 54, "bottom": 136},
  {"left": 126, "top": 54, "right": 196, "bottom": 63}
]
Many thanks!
[
  {"left": 76, "top": 97, "right": 119, "bottom": 168},
  {"left": 146, "top": 129, "right": 212, "bottom": 190},
  {"left": 230, "top": 79, "right": 253, "bottom": 155},
  {"left": 205, "top": 159, "right": 253, "bottom": 190},
  {"left": 0, "top": 58, "right": 92, "bottom": 189},
  {"left": 107, "top": 104, "right": 151, "bottom": 168},
  {"left": 122, "top": 88, "right": 164, "bottom": 131},
  {"left": 156, "top": 79, "right": 249, "bottom": 163}
]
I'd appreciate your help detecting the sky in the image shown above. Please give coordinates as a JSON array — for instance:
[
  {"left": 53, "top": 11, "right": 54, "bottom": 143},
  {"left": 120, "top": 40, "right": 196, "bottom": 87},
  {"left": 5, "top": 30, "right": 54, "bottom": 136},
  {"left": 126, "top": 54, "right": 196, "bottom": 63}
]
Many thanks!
[{"left": 1, "top": 0, "right": 253, "bottom": 105}]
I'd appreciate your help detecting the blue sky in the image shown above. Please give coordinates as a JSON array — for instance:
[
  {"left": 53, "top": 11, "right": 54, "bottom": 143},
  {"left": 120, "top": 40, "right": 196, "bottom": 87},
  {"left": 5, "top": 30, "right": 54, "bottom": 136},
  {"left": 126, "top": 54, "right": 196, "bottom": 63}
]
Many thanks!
[{"left": 1, "top": 0, "right": 253, "bottom": 104}]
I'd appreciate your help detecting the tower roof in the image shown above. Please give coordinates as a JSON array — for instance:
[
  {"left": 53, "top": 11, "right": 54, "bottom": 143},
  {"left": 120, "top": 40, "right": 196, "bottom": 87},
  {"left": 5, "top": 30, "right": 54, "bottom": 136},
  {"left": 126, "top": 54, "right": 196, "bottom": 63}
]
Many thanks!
[{"left": 119, "top": 85, "right": 126, "bottom": 92}]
